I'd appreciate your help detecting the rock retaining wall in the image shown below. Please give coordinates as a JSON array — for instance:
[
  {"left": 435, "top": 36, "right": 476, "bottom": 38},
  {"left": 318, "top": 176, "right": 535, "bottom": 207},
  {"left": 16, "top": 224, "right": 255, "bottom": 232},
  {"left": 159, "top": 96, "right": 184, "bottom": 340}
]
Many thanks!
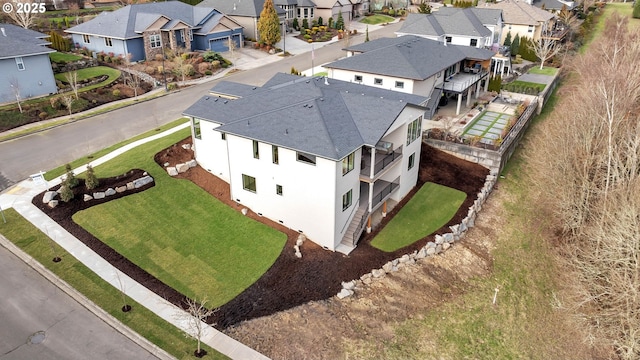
[
  {"left": 336, "top": 168, "right": 499, "bottom": 299},
  {"left": 41, "top": 174, "right": 154, "bottom": 207}
]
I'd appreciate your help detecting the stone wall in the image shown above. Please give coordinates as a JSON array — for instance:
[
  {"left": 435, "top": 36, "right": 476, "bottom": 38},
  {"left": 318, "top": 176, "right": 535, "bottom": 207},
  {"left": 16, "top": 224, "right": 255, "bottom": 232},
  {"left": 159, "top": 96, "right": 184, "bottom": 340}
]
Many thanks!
[{"left": 336, "top": 169, "right": 500, "bottom": 299}]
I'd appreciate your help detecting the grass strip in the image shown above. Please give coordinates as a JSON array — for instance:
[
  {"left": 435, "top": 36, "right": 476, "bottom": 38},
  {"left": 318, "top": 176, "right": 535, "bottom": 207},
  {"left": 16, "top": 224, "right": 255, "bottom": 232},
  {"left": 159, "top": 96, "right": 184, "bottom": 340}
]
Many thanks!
[{"left": 0, "top": 208, "right": 227, "bottom": 360}]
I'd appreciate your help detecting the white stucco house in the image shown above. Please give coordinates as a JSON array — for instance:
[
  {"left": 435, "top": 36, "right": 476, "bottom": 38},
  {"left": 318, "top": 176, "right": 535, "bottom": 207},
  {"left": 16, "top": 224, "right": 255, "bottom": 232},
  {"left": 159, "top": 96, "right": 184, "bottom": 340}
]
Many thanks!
[
  {"left": 183, "top": 73, "right": 428, "bottom": 254},
  {"left": 325, "top": 35, "right": 495, "bottom": 118}
]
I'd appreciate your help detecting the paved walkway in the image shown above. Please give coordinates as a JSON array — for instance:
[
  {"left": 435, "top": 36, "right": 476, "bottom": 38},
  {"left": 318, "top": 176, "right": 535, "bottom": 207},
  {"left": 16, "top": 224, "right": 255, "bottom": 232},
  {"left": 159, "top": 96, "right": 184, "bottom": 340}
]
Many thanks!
[{"left": 0, "top": 123, "right": 269, "bottom": 360}]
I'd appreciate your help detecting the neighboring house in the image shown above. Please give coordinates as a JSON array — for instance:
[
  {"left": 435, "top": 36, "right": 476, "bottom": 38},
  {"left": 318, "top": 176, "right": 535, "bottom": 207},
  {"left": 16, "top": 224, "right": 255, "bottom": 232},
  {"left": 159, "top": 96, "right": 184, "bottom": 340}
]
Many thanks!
[
  {"left": 397, "top": 8, "right": 504, "bottom": 49},
  {"left": 197, "top": 0, "right": 286, "bottom": 41},
  {"left": 314, "top": 0, "right": 353, "bottom": 23},
  {"left": 183, "top": 73, "right": 428, "bottom": 254},
  {"left": 480, "top": 0, "right": 555, "bottom": 43},
  {"left": 0, "top": 24, "right": 57, "bottom": 105},
  {"left": 324, "top": 35, "right": 495, "bottom": 117},
  {"left": 275, "top": 0, "right": 317, "bottom": 27},
  {"left": 66, "top": 2, "right": 243, "bottom": 62},
  {"left": 528, "top": 0, "right": 576, "bottom": 12}
]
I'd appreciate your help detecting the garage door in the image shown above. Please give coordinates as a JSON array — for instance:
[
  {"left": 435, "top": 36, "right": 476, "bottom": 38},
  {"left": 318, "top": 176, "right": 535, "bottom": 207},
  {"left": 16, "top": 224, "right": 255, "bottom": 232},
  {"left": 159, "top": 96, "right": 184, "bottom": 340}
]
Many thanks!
[{"left": 209, "top": 37, "right": 229, "bottom": 52}]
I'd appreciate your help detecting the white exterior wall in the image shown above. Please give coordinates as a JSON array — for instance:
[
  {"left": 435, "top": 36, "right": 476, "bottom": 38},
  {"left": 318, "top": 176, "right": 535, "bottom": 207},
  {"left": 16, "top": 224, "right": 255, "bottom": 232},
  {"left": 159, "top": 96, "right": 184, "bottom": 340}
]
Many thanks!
[
  {"left": 328, "top": 68, "right": 416, "bottom": 94},
  {"left": 502, "top": 23, "right": 540, "bottom": 43},
  {"left": 332, "top": 149, "right": 362, "bottom": 249},
  {"left": 226, "top": 135, "right": 340, "bottom": 250},
  {"left": 191, "top": 118, "right": 230, "bottom": 182}
]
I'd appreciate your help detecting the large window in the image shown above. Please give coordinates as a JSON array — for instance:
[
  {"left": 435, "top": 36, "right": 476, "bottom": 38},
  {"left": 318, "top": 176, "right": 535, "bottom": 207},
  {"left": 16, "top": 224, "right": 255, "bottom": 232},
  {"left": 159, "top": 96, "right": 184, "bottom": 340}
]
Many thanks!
[
  {"left": 276, "top": 184, "right": 283, "bottom": 196},
  {"left": 342, "top": 152, "right": 355, "bottom": 175},
  {"left": 342, "top": 189, "right": 352, "bottom": 211},
  {"left": 272, "top": 145, "right": 279, "bottom": 164},
  {"left": 297, "top": 152, "right": 316, "bottom": 165},
  {"left": 82, "top": 34, "right": 90, "bottom": 43},
  {"left": 242, "top": 174, "right": 256, "bottom": 192},
  {"left": 15, "top": 57, "right": 25, "bottom": 71},
  {"left": 406, "top": 116, "right": 422, "bottom": 145},
  {"left": 149, "top": 34, "right": 161, "bottom": 48},
  {"left": 253, "top": 140, "right": 260, "bottom": 159},
  {"left": 104, "top": 37, "right": 113, "bottom": 47},
  {"left": 408, "top": 153, "right": 415, "bottom": 170},
  {"left": 193, "top": 119, "right": 201, "bottom": 139}
]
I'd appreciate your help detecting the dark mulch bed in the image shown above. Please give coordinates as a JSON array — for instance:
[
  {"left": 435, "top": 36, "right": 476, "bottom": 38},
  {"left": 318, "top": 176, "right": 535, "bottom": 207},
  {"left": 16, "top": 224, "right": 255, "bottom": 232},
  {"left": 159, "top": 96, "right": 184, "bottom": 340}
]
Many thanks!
[{"left": 33, "top": 139, "right": 489, "bottom": 329}]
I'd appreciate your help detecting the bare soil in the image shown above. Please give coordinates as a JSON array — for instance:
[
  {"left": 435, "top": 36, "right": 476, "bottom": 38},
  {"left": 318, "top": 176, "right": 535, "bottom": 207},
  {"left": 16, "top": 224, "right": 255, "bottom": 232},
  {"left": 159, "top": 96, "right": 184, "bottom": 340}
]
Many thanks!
[{"left": 33, "top": 137, "right": 491, "bottom": 358}]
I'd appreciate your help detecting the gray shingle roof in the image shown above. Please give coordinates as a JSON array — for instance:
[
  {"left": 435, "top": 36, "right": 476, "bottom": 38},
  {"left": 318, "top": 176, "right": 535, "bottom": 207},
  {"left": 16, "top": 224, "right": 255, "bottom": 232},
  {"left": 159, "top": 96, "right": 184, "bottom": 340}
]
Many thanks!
[
  {"left": 66, "top": 2, "right": 224, "bottom": 39},
  {"left": 197, "top": 0, "right": 285, "bottom": 17},
  {"left": 184, "top": 75, "right": 427, "bottom": 161},
  {"left": 480, "top": 0, "right": 554, "bottom": 26},
  {"left": 326, "top": 35, "right": 494, "bottom": 80},
  {"left": 399, "top": 9, "right": 497, "bottom": 38},
  {"left": 0, "top": 23, "right": 54, "bottom": 59}
]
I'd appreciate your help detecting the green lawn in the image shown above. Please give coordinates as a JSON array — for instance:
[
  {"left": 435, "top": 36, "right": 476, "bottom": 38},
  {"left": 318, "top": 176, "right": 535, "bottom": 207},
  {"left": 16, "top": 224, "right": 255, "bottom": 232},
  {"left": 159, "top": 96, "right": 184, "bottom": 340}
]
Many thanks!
[
  {"left": 371, "top": 182, "right": 466, "bottom": 252},
  {"left": 71, "top": 127, "right": 287, "bottom": 307},
  {"left": 50, "top": 52, "right": 83, "bottom": 63},
  {"left": 360, "top": 14, "right": 395, "bottom": 25},
  {"left": 55, "top": 66, "right": 120, "bottom": 84},
  {"left": 527, "top": 67, "right": 559, "bottom": 76},
  {"left": 502, "top": 80, "right": 546, "bottom": 93},
  {"left": 0, "top": 209, "right": 227, "bottom": 360}
]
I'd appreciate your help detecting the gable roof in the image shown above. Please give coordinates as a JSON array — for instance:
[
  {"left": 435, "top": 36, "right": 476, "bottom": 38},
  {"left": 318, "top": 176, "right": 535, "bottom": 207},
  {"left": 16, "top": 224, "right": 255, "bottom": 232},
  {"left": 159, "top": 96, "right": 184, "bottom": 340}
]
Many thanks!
[
  {"left": 0, "top": 23, "right": 55, "bottom": 59},
  {"left": 326, "top": 35, "right": 494, "bottom": 80},
  {"left": 398, "top": 8, "right": 502, "bottom": 39},
  {"left": 196, "top": 0, "right": 286, "bottom": 17},
  {"left": 184, "top": 74, "right": 427, "bottom": 161},
  {"left": 65, "top": 2, "right": 233, "bottom": 39},
  {"left": 533, "top": 0, "right": 576, "bottom": 10},
  {"left": 480, "top": 0, "right": 554, "bottom": 26}
]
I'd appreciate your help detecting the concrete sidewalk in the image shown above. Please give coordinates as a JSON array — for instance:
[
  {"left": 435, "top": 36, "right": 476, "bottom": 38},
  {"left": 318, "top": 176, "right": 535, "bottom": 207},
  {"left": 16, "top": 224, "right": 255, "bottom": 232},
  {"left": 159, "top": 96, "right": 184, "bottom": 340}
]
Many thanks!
[{"left": 0, "top": 123, "right": 269, "bottom": 360}]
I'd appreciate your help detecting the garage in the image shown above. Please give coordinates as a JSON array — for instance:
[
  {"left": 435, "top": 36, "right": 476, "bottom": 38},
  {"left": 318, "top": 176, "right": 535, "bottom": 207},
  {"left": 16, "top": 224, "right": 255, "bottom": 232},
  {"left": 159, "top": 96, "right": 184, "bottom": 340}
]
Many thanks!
[{"left": 208, "top": 34, "right": 242, "bottom": 52}]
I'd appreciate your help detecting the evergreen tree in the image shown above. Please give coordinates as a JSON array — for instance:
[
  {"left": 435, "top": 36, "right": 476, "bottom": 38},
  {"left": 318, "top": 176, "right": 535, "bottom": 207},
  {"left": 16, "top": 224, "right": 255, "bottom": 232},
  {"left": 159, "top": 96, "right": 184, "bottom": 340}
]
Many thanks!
[
  {"left": 85, "top": 165, "right": 99, "bottom": 190},
  {"left": 328, "top": 17, "right": 334, "bottom": 29},
  {"left": 257, "top": 0, "right": 281, "bottom": 46},
  {"left": 302, "top": 18, "right": 309, "bottom": 30},
  {"left": 318, "top": 16, "right": 323, "bottom": 26},
  {"left": 365, "top": 25, "right": 370, "bottom": 42},
  {"left": 59, "top": 183, "right": 74, "bottom": 202},
  {"left": 292, "top": 17, "right": 299, "bottom": 31},
  {"left": 336, "top": 12, "right": 344, "bottom": 30},
  {"left": 418, "top": 0, "right": 432, "bottom": 14},
  {"left": 511, "top": 34, "right": 520, "bottom": 55},
  {"left": 503, "top": 31, "right": 512, "bottom": 47},
  {"left": 64, "top": 164, "right": 79, "bottom": 188}
]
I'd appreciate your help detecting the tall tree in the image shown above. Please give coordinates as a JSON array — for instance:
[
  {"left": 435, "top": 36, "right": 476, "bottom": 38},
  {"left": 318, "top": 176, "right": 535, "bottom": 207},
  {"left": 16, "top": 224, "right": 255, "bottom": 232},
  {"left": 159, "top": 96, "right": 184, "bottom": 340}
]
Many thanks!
[
  {"left": 257, "top": 0, "right": 281, "bottom": 47},
  {"left": 1, "top": 0, "right": 43, "bottom": 29},
  {"left": 417, "top": 0, "right": 432, "bottom": 13},
  {"left": 8, "top": 78, "right": 23, "bottom": 113},
  {"left": 532, "top": 27, "right": 562, "bottom": 69}
]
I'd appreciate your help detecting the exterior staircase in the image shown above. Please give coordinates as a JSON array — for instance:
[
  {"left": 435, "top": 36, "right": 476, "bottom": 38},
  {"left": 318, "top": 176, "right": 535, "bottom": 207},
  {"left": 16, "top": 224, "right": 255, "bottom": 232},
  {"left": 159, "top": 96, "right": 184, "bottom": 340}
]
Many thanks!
[{"left": 337, "top": 207, "right": 369, "bottom": 255}]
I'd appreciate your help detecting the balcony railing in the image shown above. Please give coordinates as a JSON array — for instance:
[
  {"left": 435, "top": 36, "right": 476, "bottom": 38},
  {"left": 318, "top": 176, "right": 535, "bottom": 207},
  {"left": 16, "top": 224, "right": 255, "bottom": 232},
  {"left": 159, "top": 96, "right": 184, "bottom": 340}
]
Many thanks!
[
  {"left": 371, "top": 177, "right": 400, "bottom": 210},
  {"left": 360, "top": 147, "right": 403, "bottom": 178}
]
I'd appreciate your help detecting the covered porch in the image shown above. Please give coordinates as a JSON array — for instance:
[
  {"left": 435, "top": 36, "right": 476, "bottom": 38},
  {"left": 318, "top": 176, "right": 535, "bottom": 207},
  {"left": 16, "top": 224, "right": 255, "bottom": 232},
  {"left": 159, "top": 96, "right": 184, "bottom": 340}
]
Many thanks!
[{"left": 436, "top": 70, "right": 489, "bottom": 115}]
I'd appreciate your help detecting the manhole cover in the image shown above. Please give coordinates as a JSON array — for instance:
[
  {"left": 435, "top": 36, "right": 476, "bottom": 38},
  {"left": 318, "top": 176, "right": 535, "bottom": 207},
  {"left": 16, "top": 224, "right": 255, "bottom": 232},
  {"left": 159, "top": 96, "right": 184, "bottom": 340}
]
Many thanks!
[{"left": 28, "top": 331, "right": 46, "bottom": 345}]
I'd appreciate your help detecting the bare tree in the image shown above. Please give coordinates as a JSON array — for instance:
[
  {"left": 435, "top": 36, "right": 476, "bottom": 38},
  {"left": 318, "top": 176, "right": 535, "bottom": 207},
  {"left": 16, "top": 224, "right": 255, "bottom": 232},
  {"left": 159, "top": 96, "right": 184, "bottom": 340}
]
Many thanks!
[
  {"left": 64, "top": 71, "right": 79, "bottom": 100},
  {"left": 532, "top": 26, "right": 563, "bottom": 69},
  {"left": 170, "top": 48, "right": 191, "bottom": 86},
  {"left": 182, "top": 297, "right": 216, "bottom": 357},
  {"left": 227, "top": 37, "right": 237, "bottom": 70},
  {"left": 1, "top": 0, "right": 43, "bottom": 29},
  {"left": 8, "top": 77, "right": 23, "bottom": 113},
  {"left": 114, "top": 271, "right": 131, "bottom": 312},
  {"left": 60, "top": 93, "right": 75, "bottom": 115},
  {"left": 124, "top": 53, "right": 141, "bottom": 99}
]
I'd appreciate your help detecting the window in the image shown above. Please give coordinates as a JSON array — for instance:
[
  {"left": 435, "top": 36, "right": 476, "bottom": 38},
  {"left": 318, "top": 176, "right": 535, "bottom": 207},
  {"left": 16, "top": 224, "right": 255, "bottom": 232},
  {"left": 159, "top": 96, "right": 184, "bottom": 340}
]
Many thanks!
[
  {"left": 221, "top": 132, "right": 226, "bottom": 140},
  {"left": 395, "top": 81, "right": 404, "bottom": 89},
  {"left": 374, "top": 78, "right": 383, "bottom": 85},
  {"left": 354, "top": 74, "right": 363, "bottom": 82},
  {"left": 272, "top": 145, "right": 279, "bottom": 164},
  {"left": 276, "top": 184, "right": 283, "bottom": 196},
  {"left": 446, "top": 36, "right": 452, "bottom": 43},
  {"left": 15, "top": 57, "right": 25, "bottom": 71},
  {"left": 303, "top": 8, "right": 308, "bottom": 18},
  {"left": 408, "top": 153, "right": 415, "bottom": 170},
  {"left": 149, "top": 34, "right": 161, "bottom": 48},
  {"left": 310, "top": 8, "right": 314, "bottom": 18},
  {"left": 104, "top": 37, "right": 113, "bottom": 47},
  {"left": 406, "top": 116, "right": 422, "bottom": 145},
  {"left": 193, "top": 118, "right": 201, "bottom": 139},
  {"left": 181, "top": 29, "right": 186, "bottom": 42},
  {"left": 189, "top": 29, "right": 193, "bottom": 41},
  {"left": 470, "top": 38, "right": 477, "bottom": 47},
  {"left": 253, "top": 140, "right": 259, "bottom": 159},
  {"left": 82, "top": 34, "right": 90, "bottom": 43},
  {"left": 342, "top": 152, "right": 355, "bottom": 175},
  {"left": 242, "top": 174, "right": 256, "bottom": 192},
  {"left": 297, "top": 152, "right": 316, "bottom": 165},
  {"left": 342, "top": 189, "right": 352, "bottom": 211},
  {"left": 528, "top": 25, "right": 534, "bottom": 33}
]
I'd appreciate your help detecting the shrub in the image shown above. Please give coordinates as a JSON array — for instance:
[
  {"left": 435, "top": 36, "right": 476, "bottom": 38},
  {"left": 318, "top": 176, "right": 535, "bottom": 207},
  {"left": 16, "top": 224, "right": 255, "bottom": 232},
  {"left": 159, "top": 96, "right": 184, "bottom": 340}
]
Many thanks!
[
  {"left": 328, "top": 17, "right": 334, "bottom": 29},
  {"left": 39, "top": 112, "right": 48, "bottom": 120},
  {"left": 103, "top": 55, "right": 111, "bottom": 63},
  {"left": 59, "top": 184, "right": 74, "bottom": 202},
  {"left": 167, "top": 82, "right": 178, "bottom": 90},
  {"left": 85, "top": 165, "right": 99, "bottom": 190},
  {"left": 145, "top": 66, "right": 155, "bottom": 75},
  {"left": 112, "top": 89, "right": 121, "bottom": 97},
  {"left": 197, "top": 62, "right": 211, "bottom": 74},
  {"left": 388, "top": 8, "right": 395, "bottom": 16},
  {"left": 211, "top": 60, "right": 221, "bottom": 69},
  {"left": 304, "top": 34, "right": 312, "bottom": 39},
  {"left": 157, "top": 65, "right": 164, "bottom": 74},
  {"left": 318, "top": 16, "right": 323, "bottom": 26},
  {"left": 155, "top": 53, "right": 164, "bottom": 62},
  {"left": 204, "top": 70, "right": 212, "bottom": 76},
  {"left": 64, "top": 164, "right": 79, "bottom": 188},
  {"left": 183, "top": 64, "right": 195, "bottom": 76},
  {"left": 292, "top": 18, "right": 299, "bottom": 31},
  {"left": 302, "top": 18, "right": 309, "bottom": 30}
]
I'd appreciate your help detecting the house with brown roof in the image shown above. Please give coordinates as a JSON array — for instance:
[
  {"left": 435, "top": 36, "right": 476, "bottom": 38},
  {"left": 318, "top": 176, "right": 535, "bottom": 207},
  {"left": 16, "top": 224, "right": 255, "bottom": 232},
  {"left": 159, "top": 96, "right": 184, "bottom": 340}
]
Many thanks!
[{"left": 480, "top": 0, "right": 555, "bottom": 43}]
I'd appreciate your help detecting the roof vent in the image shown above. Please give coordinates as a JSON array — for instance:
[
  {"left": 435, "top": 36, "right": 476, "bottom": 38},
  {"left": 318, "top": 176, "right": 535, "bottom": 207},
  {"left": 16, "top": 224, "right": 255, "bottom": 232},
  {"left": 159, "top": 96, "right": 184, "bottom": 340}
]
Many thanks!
[
  {"left": 306, "top": 80, "right": 310, "bottom": 83},
  {"left": 320, "top": 98, "right": 324, "bottom": 101},
  {"left": 303, "top": 104, "right": 308, "bottom": 107},
  {"left": 205, "top": 96, "right": 209, "bottom": 100},
  {"left": 324, "top": 77, "right": 329, "bottom": 85},
  {"left": 214, "top": 98, "right": 218, "bottom": 102},
  {"left": 308, "top": 104, "right": 313, "bottom": 108},
  {"left": 224, "top": 100, "right": 228, "bottom": 104},
  {"left": 252, "top": 86, "right": 257, "bottom": 90},
  {"left": 0, "top": 28, "right": 5, "bottom": 37},
  {"left": 285, "top": 129, "right": 289, "bottom": 134}
]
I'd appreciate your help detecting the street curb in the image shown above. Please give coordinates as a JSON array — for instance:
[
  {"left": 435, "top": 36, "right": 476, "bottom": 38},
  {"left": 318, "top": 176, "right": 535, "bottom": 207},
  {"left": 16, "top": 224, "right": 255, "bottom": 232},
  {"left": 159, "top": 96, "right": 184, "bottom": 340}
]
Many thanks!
[{"left": 0, "top": 233, "right": 176, "bottom": 360}]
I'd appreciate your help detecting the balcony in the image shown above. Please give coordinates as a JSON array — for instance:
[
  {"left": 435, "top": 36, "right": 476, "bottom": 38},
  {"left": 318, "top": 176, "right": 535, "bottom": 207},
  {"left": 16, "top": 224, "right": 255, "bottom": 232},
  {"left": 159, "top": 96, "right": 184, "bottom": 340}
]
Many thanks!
[
  {"left": 359, "top": 147, "right": 403, "bottom": 182},
  {"left": 360, "top": 176, "right": 400, "bottom": 213},
  {"left": 437, "top": 70, "right": 488, "bottom": 93}
]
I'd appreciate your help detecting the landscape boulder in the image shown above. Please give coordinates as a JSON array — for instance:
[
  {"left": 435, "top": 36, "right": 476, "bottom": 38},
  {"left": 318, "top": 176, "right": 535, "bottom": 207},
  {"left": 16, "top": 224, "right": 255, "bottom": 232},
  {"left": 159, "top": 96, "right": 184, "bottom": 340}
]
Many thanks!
[
  {"left": 133, "top": 176, "right": 153, "bottom": 188},
  {"left": 167, "top": 167, "right": 178, "bottom": 176},
  {"left": 176, "top": 163, "right": 189, "bottom": 173},
  {"left": 43, "top": 191, "right": 57, "bottom": 204}
]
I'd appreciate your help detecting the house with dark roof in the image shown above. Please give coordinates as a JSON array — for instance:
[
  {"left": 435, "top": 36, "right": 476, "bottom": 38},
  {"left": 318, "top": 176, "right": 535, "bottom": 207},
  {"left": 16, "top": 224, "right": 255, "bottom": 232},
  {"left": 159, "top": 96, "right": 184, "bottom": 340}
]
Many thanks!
[
  {"left": 65, "top": 2, "right": 243, "bottom": 62},
  {"left": 324, "top": 35, "right": 495, "bottom": 117},
  {"left": 0, "top": 24, "right": 57, "bottom": 105},
  {"left": 397, "top": 8, "right": 504, "bottom": 49},
  {"left": 197, "top": 0, "right": 288, "bottom": 41},
  {"left": 183, "top": 73, "right": 428, "bottom": 254}
]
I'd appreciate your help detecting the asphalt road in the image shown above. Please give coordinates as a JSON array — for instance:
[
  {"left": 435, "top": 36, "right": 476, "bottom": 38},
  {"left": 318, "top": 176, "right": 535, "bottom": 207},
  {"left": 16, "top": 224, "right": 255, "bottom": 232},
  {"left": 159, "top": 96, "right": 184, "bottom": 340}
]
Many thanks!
[
  {"left": 0, "top": 244, "right": 158, "bottom": 360},
  {"left": 0, "top": 21, "right": 401, "bottom": 192}
]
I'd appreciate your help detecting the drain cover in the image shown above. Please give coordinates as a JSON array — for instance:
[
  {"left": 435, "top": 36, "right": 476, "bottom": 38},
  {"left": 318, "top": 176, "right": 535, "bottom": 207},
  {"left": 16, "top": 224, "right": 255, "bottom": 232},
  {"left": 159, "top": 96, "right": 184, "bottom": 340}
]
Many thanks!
[{"left": 28, "top": 331, "right": 46, "bottom": 345}]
